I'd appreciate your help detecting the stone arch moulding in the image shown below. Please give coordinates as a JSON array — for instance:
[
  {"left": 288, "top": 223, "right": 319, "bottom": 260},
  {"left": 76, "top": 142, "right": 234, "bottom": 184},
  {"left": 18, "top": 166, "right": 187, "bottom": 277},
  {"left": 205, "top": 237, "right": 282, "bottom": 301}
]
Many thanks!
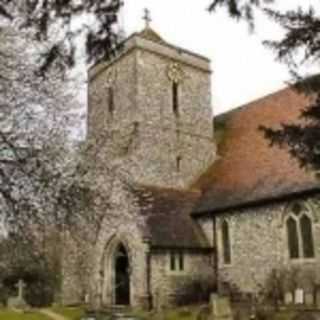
[
  {"left": 280, "top": 201, "right": 318, "bottom": 227},
  {"left": 100, "top": 234, "right": 133, "bottom": 307},
  {"left": 305, "top": 199, "right": 320, "bottom": 223}
]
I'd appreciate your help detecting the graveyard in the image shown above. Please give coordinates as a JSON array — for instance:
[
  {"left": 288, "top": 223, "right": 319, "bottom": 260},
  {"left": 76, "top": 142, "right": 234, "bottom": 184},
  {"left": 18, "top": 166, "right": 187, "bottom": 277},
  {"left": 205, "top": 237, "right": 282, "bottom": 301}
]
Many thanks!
[
  {"left": 2, "top": 278, "right": 320, "bottom": 320},
  {"left": 1, "top": 289, "right": 320, "bottom": 320},
  {"left": 0, "top": 306, "right": 317, "bottom": 320}
]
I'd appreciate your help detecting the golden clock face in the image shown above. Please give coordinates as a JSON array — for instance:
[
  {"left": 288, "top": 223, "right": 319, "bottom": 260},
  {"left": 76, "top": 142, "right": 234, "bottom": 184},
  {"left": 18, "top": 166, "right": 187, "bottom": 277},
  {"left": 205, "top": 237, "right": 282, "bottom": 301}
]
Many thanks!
[{"left": 167, "top": 63, "right": 184, "bottom": 83}]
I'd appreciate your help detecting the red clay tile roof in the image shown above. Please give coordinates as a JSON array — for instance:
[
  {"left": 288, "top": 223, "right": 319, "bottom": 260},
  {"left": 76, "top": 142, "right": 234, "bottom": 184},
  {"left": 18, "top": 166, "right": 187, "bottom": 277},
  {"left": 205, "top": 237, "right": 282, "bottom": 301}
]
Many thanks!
[{"left": 194, "top": 86, "right": 320, "bottom": 214}]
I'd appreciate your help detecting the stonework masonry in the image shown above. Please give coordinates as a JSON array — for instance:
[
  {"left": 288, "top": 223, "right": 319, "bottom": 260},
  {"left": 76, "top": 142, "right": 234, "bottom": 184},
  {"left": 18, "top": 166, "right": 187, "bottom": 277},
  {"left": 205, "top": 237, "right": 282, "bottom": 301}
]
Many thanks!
[
  {"left": 61, "top": 25, "right": 320, "bottom": 310},
  {"left": 59, "top": 23, "right": 320, "bottom": 311},
  {"left": 88, "top": 31, "right": 215, "bottom": 190},
  {"left": 61, "top": 28, "right": 218, "bottom": 309},
  {"left": 61, "top": 177, "right": 151, "bottom": 308},
  {"left": 150, "top": 251, "right": 215, "bottom": 307},
  {"left": 215, "top": 197, "right": 320, "bottom": 298}
]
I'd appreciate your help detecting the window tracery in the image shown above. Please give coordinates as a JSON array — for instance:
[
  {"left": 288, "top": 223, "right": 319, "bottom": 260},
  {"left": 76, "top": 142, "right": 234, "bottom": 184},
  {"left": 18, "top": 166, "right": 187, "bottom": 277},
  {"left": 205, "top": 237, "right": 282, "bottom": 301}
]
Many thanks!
[{"left": 286, "top": 203, "right": 315, "bottom": 260}]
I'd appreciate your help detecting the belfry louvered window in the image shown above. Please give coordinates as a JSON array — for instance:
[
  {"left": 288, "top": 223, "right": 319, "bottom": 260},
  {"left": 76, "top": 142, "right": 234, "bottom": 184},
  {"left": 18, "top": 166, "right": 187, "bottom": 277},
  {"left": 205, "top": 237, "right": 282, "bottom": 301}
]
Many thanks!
[
  {"left": 172, "top": 82, "right": 179, "bottom": 117},
  {"left": 108, "top": 87, "right": 114, "bottom": 115}
]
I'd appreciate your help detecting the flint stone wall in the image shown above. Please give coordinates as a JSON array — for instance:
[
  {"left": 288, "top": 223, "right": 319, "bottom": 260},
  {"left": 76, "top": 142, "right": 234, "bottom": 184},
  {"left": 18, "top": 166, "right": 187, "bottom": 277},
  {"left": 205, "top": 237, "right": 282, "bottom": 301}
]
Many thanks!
[
  {"left": 61, "top": 182, "right": 217, "bottom": 309},
  {"left": 150, "top": 250, "right": 215, "bottom": 308},
  {"left": 61, "top": 31, "right": 218, "bottom": 309},
  {"left": 215, "top": 196, "right": 320, "bottom": 298},
  {"left": 88, "top": 39, "right": 215, "bottom": 190}
]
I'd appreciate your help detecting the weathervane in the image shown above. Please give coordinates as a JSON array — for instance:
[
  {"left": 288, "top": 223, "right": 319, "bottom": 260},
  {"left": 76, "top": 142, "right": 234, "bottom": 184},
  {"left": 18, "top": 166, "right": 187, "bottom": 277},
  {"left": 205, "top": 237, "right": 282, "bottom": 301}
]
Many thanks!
[{"left": 143, "top": 8, "right": 152, "bottom": 28}]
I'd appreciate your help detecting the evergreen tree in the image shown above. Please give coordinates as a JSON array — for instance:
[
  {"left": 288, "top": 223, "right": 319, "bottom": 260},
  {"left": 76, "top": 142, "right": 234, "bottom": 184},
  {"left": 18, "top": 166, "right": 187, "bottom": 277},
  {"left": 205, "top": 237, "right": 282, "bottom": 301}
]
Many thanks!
[{"left": 209, "top": 1, "right": 320, "bottom": 172}]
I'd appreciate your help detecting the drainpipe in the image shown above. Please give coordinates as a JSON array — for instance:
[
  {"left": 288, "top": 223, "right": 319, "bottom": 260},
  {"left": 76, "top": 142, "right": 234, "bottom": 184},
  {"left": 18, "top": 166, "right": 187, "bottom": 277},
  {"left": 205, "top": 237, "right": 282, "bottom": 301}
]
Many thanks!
[
  {"left": 213, "top": 215, "right": 219, "bottom": 293},
  {"left": 143, "top": 237, "right": 152, "bottom": 310}
]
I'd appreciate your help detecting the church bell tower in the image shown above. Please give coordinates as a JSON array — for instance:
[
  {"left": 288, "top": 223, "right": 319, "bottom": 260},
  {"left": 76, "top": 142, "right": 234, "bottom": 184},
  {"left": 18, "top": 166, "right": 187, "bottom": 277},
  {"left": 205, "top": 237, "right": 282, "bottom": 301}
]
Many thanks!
[{"left": 88, "top": 10, "right": 216, "bottom": 189}]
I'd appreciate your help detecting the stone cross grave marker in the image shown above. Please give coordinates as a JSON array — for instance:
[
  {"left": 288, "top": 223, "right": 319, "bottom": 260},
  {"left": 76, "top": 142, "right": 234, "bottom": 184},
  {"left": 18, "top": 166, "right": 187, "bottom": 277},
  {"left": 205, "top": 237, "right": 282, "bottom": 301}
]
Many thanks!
[
  {"left": 7, "top": 279, "right": 28, "bottom": 309},
  {"left": 16, "top": 279, "right": 26, "bottom": 300},
  {"left": 210, "top": 294, "right": 233, "bottom": 320}
]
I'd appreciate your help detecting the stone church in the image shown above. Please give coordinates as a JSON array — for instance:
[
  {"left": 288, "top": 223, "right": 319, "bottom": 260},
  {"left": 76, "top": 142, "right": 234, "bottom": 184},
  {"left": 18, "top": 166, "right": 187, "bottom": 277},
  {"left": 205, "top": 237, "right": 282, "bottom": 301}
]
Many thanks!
[{"left": 62, "top": 21, "right": 320, "bottom": 309}]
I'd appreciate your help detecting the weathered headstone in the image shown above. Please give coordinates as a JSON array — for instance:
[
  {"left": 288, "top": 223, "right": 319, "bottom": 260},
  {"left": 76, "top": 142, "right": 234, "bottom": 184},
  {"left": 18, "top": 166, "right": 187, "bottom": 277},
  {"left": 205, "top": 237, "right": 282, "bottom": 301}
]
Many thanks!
[
  {"left": 7, "top": 279, "right": 28, "bottom": 310},
  {"left": 284, "top": 292, "right": 293, "bottom": 305},
  {"left": 304, "top": 292, "right": 314, "bottom": 306},
  {"left": 315, "top": 286, "right": 320, "bottom": 308},
  {"left": 292, "top": 312, "right": 316, "bottom": 320},
  {"left": 210, "top": 294, "right": 233, "bottom": 320},
  {"left": 295, "top": 288, "right": 304, "bottom": 304}
]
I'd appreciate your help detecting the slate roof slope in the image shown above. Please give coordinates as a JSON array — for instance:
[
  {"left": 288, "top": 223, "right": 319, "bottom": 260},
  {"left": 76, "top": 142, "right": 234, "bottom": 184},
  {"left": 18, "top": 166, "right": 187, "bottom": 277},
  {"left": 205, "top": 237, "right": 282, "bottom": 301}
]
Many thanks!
[
  {"left": 194, "top": 86, "right": 320, "bottom": 214},
  {"left": 135, "top": 186, "right": 211, "bottom": 249}
]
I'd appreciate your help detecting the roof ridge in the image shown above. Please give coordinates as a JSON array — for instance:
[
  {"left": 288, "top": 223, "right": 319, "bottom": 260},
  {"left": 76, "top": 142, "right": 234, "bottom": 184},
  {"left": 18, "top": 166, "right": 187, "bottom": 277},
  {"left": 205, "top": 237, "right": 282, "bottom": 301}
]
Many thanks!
[
  {"left": 137, "top": 26, "right": 167, "bottom": 45},
  {"left": 215, "top": 85, "right": 291, "bottom": 121}
]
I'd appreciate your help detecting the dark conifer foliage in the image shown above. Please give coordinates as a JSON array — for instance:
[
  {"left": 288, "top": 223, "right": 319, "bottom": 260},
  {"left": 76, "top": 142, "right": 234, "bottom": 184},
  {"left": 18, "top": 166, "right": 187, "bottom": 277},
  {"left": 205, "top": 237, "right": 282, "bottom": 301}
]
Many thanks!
[
  {"left": 208, "top": 0, "right": 274, "bottom": 28},
  {"left": 260, "top": 7, "right": 320, "bottom": 172},
  {"left": 209, "top": 1, "right": 320, "bottom": 173}
]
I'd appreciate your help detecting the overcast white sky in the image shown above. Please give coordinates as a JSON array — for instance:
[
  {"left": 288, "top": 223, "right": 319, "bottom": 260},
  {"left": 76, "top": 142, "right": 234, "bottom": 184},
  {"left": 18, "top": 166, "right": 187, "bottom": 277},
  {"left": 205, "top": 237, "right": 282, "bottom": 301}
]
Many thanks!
[{"left": 121, "top": 0, "right": 319, "bottom": 115}]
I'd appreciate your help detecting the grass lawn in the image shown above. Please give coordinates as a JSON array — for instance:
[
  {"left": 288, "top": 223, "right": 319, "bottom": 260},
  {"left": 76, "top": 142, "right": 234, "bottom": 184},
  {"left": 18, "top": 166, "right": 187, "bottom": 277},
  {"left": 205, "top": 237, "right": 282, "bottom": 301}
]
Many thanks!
[
  {"left": 0, "top": 309, "right": 52, "bottom": 320},
  {"left": 274, "top": 311, "right": 297, "bottom": 320},
  {"left": 51, "top": 306, "right": 85, "bottom": 320},
  {"left": 132, "top": 306, "right": 204, "bottom": 320},
  {"left": 154, "top": 308, "right": 199, "bottom": 320},
  {"left": 49, "top": 305, "right": 303, "bottom": 320},
  {"left": 51, "top": 305, "right": 201, "bottom": 320}
]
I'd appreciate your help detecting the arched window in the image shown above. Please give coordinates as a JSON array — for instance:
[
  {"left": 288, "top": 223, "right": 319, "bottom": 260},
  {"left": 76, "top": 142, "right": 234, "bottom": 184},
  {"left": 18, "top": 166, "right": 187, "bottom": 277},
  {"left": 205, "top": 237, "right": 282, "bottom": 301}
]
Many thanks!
[
  {"left": 176, "top": 155, "right": 182, "bottom": 172},
  {"left": 287, "top": 217, "right": 299, "bottom": 259},
  {"left": 222, "top": 220, "right": 231, "bottom": 265},
  {"left": 286, "top": 204, "right": 315, "bottom": 260},
  {"left": 172, "top": 82, "right": 179, "bottom": 117},
  {"left": 170, "top": 251, "right": 184, "bottom": 272},
  {"left": 300, "top": 214, "right": 315, "bottom": 258}
]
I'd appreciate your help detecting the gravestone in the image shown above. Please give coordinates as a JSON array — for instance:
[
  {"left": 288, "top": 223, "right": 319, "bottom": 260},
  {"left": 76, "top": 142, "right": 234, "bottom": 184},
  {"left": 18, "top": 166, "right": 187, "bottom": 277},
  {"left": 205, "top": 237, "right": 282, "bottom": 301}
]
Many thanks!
[
  {"left": 315, "top": 286, "right": 320, "bottom": 308},
  {"left": 304, "top": 292, "right": 314, "bottom": 306},
  {"left": 7, "top": 279, "right": 29, "bottom": 310},
  {"left": 292, "top": 312, "right": 316, "bottom": 320},
  {"left": 210, "top": 294, "right": 233, "bottom": 320},
  {"left": 284, "top": 292, "right": 293, "bottom": 305},
  {"left": 295, "top": 288, "right": 304, "bottom": 304}
]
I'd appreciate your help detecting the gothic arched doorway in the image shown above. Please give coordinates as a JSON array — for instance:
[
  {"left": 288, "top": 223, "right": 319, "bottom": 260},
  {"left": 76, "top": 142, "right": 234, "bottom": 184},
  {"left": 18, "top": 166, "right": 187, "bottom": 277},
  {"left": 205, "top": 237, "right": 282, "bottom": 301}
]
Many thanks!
[{"left": 114, "top": 243, "right": 130, "bottom": 305}]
